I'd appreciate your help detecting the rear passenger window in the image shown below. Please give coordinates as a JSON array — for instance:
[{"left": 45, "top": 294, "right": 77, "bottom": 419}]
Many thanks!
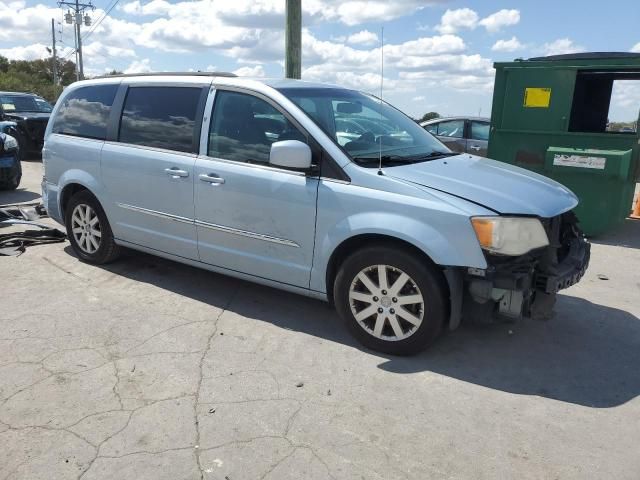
[
  {"left": 437, "top": 120, "right": 464, "bottom": 138},
  {"left": 52, "top": 84, "right": 118, "bottom": 140},
  {"left": 119, "top": 86, "right": 202, "bottom": 153},
  {"left": 424, "top": 124, "right": 439, "bottom": 135},
  {"left": 208, "top": 90, "right": 306, "bottom": 165},
  {"left": 470, "top": 121, "right": 490, "bottom": 141}
]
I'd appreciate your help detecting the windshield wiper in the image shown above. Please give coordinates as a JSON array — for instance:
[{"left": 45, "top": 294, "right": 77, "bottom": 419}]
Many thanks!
[
  {"left": 410, "top": 151, "right": 458, "bottom": 160},
  {"left": 352, "top": 154, "right": 410, "bottom": 166},
  {"left": 353, "top": 151, "right": 457, "bottom": 166}
]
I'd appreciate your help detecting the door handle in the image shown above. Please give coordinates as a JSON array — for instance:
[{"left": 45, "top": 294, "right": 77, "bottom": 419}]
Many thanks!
[
  {"left": 165, "top": 167, "right": 189, "bottom": 178},
  {"left": 469, "top": 145, "right": 482, "bottom": 151},
  {"left": 199, "top": 173, "right": 225, "bottom": 185}
]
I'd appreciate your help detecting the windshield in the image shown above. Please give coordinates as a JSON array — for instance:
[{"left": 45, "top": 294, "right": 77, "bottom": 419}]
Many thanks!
[
  {"left": 1, "top": 95, "right": 53, "bottom": 113},
  {"left": 277, "top": 87, "right": 451, "bottom": 166}
]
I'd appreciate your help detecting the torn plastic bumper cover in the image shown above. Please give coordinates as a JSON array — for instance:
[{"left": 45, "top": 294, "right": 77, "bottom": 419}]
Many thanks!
[
  {"left": 0, "top": 204, "right": 66, "bottom": 256},
  {"left": 461, "top": 212, "right": 590, "bottom": 323}
]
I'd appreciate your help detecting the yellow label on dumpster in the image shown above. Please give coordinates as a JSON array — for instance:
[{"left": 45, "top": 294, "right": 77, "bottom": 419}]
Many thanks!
[{"left": 523, "top": 88, "right": 551, "bottom": 108}]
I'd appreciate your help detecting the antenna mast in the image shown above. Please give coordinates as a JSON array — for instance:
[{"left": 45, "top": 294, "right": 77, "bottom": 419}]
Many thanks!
[{"left": 378, "top": 26, "right": 384, "bottom": 176}]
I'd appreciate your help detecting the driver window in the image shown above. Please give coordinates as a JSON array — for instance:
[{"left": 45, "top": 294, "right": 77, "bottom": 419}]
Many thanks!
[
  {"left": 208, "top": 90, "right": 306, "bottom": 165},
  {"left": 437, "top": 120, "right": 464, "bottom": 138}
]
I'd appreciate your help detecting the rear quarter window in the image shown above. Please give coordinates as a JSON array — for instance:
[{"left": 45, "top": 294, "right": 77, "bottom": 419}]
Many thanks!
[{"left": 52, "top": 84, "right": 119, "bottom": 140}]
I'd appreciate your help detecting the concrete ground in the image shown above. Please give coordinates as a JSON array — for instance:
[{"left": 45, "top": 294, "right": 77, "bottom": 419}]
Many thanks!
[{"left": 1, "top": 159, "right": 640, "bottom": 480}]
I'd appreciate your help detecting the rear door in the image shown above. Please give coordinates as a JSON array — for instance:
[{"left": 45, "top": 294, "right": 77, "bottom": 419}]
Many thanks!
[
  {"left": 194, "top": 88, "right": 319, "bottom": 288},
  {"left": 101, "top": 83, "right": 208, "bottom": 259},
  {"left": 435, "top": 119, "right": 467, "bottom": 153},
  {"left": 468, "top": 120, "right": 490, "bottom": 157}
]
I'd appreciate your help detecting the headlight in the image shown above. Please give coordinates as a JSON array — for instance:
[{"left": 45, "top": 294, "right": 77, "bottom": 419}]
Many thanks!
[
  {"left": 3, "top": 134, "right": 18, "bottom": 150},
  {"left": 471, "top": 216, "right": 549, "bottom": 256}
]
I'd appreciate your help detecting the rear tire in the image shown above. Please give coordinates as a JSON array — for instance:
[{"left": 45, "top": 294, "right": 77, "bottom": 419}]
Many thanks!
[
  {"left": 334, "top": 244, "right": 447, "bottom": 355},
  {"left": 65, "top": 190, "right": 120, "bottom": 264}
]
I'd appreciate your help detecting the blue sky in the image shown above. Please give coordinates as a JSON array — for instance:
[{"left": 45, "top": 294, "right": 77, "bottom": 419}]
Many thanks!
[{"left": 1, "top": 0, "right": 639, "bottom": 120}]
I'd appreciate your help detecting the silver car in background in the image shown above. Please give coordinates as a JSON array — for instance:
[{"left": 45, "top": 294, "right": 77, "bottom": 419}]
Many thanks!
[{"left": 421, "top": 116, "right": 490, "bottom": 157}]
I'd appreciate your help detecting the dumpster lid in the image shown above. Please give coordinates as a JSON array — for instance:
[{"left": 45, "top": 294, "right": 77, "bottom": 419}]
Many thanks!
[{"left": 528, "top": 52, "right": 640, "bottom": 61}]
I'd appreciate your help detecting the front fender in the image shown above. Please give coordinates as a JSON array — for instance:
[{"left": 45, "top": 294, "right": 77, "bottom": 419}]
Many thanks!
[{"left": 310, "top": 210, "right": 487, "bottom": 293}]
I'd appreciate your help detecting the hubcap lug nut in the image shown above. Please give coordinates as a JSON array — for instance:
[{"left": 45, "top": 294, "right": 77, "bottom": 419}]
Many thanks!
[
  {"left": 392, "top": 297, "right": 397, "bottom": 303},
  {"left": 373, "top": 296, "right": 379, "bottom": 302},
  {"left": 381, "top": 290, "right": 387, "bottom": 295},
  {"left": 390, "top": 308, "right": 395, "bottom": 314},
  {"left": 378, "top": 308, "right": 383, "bottom": 313}
]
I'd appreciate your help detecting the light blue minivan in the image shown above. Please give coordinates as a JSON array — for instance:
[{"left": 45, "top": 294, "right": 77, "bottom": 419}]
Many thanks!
[{"left": 42, "top": 73, "right": 590, "bottom": 355}]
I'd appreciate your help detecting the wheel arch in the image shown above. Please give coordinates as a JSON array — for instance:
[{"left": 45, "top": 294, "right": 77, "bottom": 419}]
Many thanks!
[
  {"left": 325, "top": 233, "right": 447, "bottom": 306},
  {"left": 60, "top": 182, "right": 90, "bottom": 218}
]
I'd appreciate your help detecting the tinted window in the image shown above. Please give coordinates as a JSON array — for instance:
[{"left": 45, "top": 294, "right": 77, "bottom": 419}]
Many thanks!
[
  {"left": 52, "top": 85, "right": 118, "bottom": 140},
  {"left": 470, "top": 121, "right": 490, "bottom": 141},
  {"left": 208, "top": 90, "right": 305, "bottom": 165},
  {"left": 437, "top": 120, "right": 464, "bottom": 138},
  {"left": 119, "top": 86, "right": 202, "bottom": 153}
]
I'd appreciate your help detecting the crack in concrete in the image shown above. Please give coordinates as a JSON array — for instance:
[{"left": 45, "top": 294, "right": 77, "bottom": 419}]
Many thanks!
[{"left": 194, "top": 285, "right": 240, "bottom": 480}]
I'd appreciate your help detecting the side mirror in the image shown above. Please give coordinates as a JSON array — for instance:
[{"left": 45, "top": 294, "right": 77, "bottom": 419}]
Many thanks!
[{"left": 269, "top": 140, "right": 312, "bottom": 170}]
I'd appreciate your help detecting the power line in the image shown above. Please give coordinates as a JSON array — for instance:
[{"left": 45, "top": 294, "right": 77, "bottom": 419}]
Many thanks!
[{"left": 82, "top": 0, "right": 121, "bottom": 43}]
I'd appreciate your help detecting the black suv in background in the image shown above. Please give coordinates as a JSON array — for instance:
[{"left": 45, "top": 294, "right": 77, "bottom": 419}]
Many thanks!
[{"left": 0, "top": 92, "right": 53, "bottom": 159}]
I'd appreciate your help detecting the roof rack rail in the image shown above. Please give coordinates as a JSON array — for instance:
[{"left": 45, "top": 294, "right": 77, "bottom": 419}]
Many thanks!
[{"left": 94, "top": 71, "right": 237, "bottom": 79}]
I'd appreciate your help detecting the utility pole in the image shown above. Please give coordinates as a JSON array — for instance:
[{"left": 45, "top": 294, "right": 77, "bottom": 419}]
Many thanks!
[
  {"left": 285, "top": 0, "right": 301, "bottom": 79},
  {"left": 75, "top": 0, "right": 84, "bottom": 79},
  {"left": 51, "top": 19, "right": 59, "bottom": 89},
  {"left": 59, "top": 0, "right": 93, "bottom": 80}
]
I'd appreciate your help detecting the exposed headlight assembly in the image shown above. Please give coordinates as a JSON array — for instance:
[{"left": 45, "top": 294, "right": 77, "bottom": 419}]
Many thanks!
[{"left": 471, "top": 216, "right": 549, "bottom": 256}]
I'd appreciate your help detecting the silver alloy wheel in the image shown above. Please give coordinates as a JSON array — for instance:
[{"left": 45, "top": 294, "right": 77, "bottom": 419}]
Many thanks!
[
  {"left": 348, "top": 264, "right": 425, "bottom": 342},
  {"left": 71, "top": 204, "right": 102, "bottom": 254}
]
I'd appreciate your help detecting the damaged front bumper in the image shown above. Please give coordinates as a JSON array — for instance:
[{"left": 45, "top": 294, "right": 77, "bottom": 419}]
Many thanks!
[{"left": 458, "top": 212, "right": 590, "bottom": 324}]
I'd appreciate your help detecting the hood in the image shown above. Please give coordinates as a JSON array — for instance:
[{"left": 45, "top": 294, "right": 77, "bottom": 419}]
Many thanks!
[
  {"left": 4, "top": 112, "right": 50, "bottom": 122},
  {"left": 386, "top": 154, "right": 578, "bottom": 218}
]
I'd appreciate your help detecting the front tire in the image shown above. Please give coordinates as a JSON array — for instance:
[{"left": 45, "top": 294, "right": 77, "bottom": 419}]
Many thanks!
[
  {"left": 334, "top": 245, "right": 447, "bottom": 356},
  {"left": 65, "top": 190, "right": 120, "bottom": 264}
]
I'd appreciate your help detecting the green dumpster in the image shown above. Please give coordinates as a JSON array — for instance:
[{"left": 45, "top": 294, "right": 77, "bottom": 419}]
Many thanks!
[{"left": 487, "top": 52, "right": 640, "bottom": 236}]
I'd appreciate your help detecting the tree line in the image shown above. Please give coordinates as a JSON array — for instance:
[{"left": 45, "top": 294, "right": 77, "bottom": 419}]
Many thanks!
[{"left": 0, "top": 55, "right": 77, "bottom": 102}]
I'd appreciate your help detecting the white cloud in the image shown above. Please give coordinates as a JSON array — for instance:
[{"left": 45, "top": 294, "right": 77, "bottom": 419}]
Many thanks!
[
  {"left": 82, "top": 42, "right": 136, "bottom": 64},
  {"left": 124, "top": 58, "right": 152, "bottom": 74},
  {"left": 232, "top": 64, "right": 265, "bottom": 77},
  {"left": 117, "top": 0, "right": 441, "bottom": 27},
  {"left": 120, "top": 0, "right": 172, "bottom": 15},
  {"left": 0, "top": 43, "right": 50, "bottom": 60},
  {"left": 609, "top": 80, "right": 640, "bottom": 121},
  {"left": 397, "top": 53, "right": 492, "bottom": 76},
  {"left": 632, "top": 42, "right": 640, "bottom": 53},
  {"left": 0, "top": 0, "right": 497, "bottom": 115},
  {"left": 347, "top": 30, "right": 379, "bottom": 46},
  {"left": 0, "top": 2, "right": 60, "bottom": 42},
  {"left": 412, "top": 95, "right": 426, "bottom": 101},
  {"left": 492, "top": 37, "right": 524, "bottom": 52},
  {"left": 479, "top": 9, "right": 520, "bottom": 33},
  {"left": 329, "top": 1, "right": 441, "bottom": 27},
  {"left": 542, "top": 38, "right": 584, "bottom": 56},
  {"left": 435, "top": 8, "right": 478, "bottom": 34}
]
